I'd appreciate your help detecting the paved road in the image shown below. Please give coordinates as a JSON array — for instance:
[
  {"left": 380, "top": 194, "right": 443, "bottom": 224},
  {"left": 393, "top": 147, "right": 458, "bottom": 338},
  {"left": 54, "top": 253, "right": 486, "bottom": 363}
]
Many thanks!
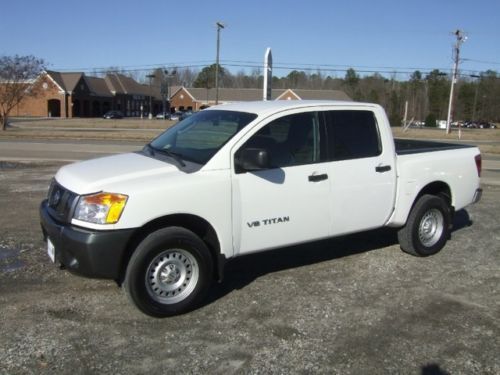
[
  {"left": 1, "top": 139, "right": 499, "bottom": 185},
  {"left": 0, "top": 139, "right": 142, "bottom": 162}
]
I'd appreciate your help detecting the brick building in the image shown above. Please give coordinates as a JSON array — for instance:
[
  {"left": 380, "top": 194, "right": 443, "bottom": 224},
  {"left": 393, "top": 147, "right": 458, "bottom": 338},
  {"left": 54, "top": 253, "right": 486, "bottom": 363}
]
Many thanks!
[
  {"left": 13, "top": 71, "right": 162, "bottom": 118},
  {"left": 169, "top": 87, "right": 350, "bottom": 112},
  {"left": 13, "top": 70, "right": 349, "bottom": 118}
]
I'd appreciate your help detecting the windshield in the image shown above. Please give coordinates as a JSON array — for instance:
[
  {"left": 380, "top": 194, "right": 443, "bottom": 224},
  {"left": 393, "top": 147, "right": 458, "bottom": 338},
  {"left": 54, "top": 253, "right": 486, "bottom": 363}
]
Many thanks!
[{"left": 149, "top": 110, "right": 257, "bottom": 165}]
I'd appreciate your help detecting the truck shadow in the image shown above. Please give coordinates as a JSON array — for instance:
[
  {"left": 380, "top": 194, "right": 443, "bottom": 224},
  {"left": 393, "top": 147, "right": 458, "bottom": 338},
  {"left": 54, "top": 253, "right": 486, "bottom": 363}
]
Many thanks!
[
  {"left": 452, "top": 208, "right": 472, "bottom": 230},
  {"left": 204, "top": 209, "right": 471, "bottom": 306}
]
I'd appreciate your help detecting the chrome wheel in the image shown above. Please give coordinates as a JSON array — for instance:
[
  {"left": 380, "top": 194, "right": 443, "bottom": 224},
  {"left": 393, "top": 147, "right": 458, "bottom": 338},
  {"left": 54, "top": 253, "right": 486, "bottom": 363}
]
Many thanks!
[
  {"left": 145, "top": 249, "right": 199, "bottom": 305},
  {"left": 418, "top": 208, "right": 444, "bottom": 247}
]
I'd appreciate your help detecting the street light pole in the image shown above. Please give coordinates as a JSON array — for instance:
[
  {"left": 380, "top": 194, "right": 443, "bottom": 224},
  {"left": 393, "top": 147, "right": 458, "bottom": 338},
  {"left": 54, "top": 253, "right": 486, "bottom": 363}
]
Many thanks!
[
  {"left": 215, "top": 21, "right": 225, "bottom": 105},
  {"left": 163, "top": 70, "right": 176, "bottom": 117},
  {"left": 146, "top": 74, "right": 155, "bottom": 120}
]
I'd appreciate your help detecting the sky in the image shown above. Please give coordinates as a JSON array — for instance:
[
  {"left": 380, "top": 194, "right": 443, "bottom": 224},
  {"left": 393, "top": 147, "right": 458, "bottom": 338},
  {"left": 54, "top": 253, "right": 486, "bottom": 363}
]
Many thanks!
[{"left": 2, "top": 0, "right": 500, "bottom": 79}]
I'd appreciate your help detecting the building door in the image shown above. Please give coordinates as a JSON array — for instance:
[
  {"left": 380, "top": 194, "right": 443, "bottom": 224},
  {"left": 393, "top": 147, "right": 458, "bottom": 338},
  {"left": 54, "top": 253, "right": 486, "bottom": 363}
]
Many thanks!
[
  {"left": 92, "top": 101, "right": 101, "bottom": 117},
  {"left": 47, "top": 99, "right": 61, "bottom": 117},
  {"left": 73, "top": 100, "right": 81, "bottom": 117},
  {"left": 83, "top": 100, "right": 90, "bottom": 117},
  {"left": 103, "top": 102, "right": 111, "bottom": 114}
]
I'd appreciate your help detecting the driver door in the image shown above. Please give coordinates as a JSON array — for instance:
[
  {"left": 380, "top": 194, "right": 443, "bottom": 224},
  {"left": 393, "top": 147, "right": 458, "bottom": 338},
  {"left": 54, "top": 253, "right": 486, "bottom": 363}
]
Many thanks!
[{"left": 231, "top": 111, "right": 332, "bottom": 255}]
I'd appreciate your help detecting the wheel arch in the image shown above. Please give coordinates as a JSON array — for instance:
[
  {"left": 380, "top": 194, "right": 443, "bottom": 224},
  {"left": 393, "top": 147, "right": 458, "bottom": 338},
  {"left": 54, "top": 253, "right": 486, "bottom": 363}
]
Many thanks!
[
  {"left": 414, "top": 181, "right": 453, "bottom": 210},
  {"left": 389, "top": 180, "right": 455, "bottom": 228},
  {"left": 119, "top": 214, "right": 224, "bottom": 284},
  {"left": 406, "top": 181, "right": 453, "bottom": 229}
]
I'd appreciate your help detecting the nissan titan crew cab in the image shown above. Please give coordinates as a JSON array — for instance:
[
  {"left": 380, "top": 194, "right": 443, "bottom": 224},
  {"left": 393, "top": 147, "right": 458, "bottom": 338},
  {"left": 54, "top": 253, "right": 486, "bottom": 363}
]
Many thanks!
[{"left": 40, "top": 101, "right": 482, "bottom": 317}]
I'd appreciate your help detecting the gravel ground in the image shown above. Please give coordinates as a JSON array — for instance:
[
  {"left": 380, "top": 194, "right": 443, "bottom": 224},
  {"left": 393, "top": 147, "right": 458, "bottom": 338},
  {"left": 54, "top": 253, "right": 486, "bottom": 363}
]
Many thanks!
[{"left": 0, "top": 161, "right": 499, "bottom": 374}]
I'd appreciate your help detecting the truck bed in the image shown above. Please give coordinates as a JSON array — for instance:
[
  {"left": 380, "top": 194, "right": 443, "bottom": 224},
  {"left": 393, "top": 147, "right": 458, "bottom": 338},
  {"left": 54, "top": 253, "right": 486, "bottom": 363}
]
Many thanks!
[{"left": 394, "top": 138, "right": 475, "bottom": 155}]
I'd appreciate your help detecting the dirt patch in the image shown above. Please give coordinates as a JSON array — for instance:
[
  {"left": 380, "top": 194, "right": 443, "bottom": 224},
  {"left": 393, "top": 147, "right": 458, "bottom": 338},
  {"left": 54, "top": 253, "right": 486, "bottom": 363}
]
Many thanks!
[
  {"left": 393, "top": 127, "right": 500, "bottom": 155},
  {"left": 392, "top": 126, "right": 500, "bottom": 141}
]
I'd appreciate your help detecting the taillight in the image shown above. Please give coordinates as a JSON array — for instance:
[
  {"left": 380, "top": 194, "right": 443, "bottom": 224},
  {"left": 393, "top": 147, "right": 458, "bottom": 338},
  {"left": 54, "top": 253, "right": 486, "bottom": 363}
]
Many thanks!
[{"left": 475, "top": 154, "right": 482, "bottom": 177}]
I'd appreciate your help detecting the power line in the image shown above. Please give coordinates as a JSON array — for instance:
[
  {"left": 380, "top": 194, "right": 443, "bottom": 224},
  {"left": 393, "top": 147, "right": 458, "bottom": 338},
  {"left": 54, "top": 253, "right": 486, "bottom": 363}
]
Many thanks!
[
  {"left": 53, "top": 61, "right": 215, "bottom": 72},
  {"left": 221, "top": 59, "right": 493, "bottom": 75},
  {"left": 53, "top": 64, "right": 211, "bottom": 74},
  {"left": 462, "top": 58, "right": 500, "bottom": 66},
  {"left": 224, "top": 63, "right": 458, "bottom": 77},
  {"left": 49, "top": 60, "right": 495, "bottom": 79},
  {"left": 222, "top": 59, "right": 454, "bottom": 72},
  {"left": 52, "top": 59, "right": 455, "bottom": 75}
]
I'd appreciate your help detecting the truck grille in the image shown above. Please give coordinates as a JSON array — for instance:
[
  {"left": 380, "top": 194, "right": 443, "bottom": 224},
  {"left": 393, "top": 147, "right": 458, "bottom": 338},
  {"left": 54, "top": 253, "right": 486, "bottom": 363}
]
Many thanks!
[{"left": 47, "top": 180, "right": 78, "bottom": 223}]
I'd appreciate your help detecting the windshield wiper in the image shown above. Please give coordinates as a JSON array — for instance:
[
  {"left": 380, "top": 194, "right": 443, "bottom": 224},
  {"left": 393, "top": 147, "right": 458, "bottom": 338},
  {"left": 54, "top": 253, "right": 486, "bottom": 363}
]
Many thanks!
[{"left": 146, "top": 144, "right": 186, "bottom": 167}]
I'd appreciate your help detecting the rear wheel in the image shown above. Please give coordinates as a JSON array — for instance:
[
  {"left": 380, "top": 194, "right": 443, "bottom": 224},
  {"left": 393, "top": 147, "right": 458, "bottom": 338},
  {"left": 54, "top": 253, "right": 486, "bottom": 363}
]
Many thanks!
[
  {"left": 398, "top": 194, "right": 451, "bottom": 256},
  {"left": 124, "top": 227, "right": 213, "bottom": 317}
]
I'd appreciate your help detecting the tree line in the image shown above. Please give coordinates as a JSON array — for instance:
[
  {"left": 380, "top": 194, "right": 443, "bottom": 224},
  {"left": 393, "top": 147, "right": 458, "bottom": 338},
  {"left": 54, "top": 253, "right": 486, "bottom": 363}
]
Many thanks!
[
  {"left": 184, "top": 64, "right": 500, "bottom": 126},
  {"left": 143, "top": 64, "right": 499, "bottom": 126}
]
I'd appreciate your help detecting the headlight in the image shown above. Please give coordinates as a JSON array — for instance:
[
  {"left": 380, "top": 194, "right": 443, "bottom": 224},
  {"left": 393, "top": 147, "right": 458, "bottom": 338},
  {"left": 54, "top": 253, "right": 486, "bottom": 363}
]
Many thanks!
[{"left": 74, "top": 192, "right": 128, "bottom": 224}]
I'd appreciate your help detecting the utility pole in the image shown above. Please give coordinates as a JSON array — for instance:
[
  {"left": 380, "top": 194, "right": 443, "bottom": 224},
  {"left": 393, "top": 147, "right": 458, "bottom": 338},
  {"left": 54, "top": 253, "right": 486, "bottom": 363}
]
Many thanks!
[
  {"left": 470, "top": 74, "right": 480, "bottom": 121},
  {"left": 215, "top": 21, "right": 225, "bottom": 105},
  {"left": 446, "top": 29, "right": 467, "bottom": 134}
]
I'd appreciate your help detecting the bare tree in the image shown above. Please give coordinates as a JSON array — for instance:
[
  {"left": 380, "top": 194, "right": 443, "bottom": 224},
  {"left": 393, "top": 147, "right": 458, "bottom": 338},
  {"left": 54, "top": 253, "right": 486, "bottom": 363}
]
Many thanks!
[
  {"left": 233, "top": 70, "right": 247, "bottom": 88},
  {"left": 175, "top": 68, "right": 198, "bottom": 87},
  {"left": 99, "top": 66, "right": 142, "bottom": 82},
  {"left": 0, "top": 55, "right": 46, "bottom": 130}
]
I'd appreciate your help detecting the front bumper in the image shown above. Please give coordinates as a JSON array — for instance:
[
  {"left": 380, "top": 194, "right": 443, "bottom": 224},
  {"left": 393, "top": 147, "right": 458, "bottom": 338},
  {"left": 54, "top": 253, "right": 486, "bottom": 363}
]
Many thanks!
[{"left": 40, "top": 200, "right": 135, "bottom": 280}]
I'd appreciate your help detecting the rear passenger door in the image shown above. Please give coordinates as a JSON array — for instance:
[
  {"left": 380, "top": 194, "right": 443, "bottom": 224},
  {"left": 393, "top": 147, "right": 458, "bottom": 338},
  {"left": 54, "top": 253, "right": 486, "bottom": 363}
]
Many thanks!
[{"left": 323, "top": 110, "right": 396, "bottom": 235}]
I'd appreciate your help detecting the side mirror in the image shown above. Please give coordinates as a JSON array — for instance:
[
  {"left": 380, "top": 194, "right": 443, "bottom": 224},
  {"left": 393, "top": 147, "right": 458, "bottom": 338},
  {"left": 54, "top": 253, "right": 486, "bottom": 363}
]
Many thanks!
[{"left": 236, "top": 148, "right": 270, "bottom": 172}]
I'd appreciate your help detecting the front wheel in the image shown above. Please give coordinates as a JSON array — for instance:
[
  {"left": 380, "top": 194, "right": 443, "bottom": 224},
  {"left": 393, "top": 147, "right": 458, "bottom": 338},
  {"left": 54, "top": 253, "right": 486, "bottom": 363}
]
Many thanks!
[
  {"left": 124, "top": 227, "right": 213, "bottom": 317},
  {"left": 398, "top": 194, "right": 451, "bottom": 256}
]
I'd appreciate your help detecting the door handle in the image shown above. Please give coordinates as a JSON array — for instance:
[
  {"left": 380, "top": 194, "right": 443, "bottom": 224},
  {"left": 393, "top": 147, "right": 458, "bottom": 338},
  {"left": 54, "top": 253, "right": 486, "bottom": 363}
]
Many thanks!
[
  {"left": 375, "top": 165, "right": 391, "bottom": 173},
  {"left": 308, "top": 173, "right": 328, "bottom": 182}
]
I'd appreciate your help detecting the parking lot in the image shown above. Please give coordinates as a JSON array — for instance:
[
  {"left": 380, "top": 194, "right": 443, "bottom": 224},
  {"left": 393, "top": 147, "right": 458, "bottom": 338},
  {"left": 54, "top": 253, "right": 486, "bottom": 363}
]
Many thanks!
[{"left": 0, "top": 158, "right": 499, "bottom": 374}]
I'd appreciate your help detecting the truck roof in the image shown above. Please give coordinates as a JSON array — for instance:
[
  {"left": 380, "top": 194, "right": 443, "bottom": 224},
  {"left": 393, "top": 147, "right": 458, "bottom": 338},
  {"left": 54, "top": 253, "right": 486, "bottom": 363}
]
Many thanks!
[{"left": 205, "top": 100, "right": 379, "bottom": 117}]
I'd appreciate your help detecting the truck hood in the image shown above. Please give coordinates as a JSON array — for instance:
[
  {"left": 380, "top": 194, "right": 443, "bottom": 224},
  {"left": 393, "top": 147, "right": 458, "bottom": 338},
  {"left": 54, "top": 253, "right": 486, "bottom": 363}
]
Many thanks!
[{"left": 55, "top": 152, "right": 180, "bottom": 194}]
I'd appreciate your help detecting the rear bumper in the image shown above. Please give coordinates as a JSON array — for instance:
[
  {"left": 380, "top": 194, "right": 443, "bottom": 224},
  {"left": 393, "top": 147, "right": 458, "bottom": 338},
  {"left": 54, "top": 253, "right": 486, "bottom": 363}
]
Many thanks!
[
  {"left": 40, "top": 200, "right": 135, "bottom": 280},
  {"left": 473, "top": 188, "right": 482, "bottom": 204}
]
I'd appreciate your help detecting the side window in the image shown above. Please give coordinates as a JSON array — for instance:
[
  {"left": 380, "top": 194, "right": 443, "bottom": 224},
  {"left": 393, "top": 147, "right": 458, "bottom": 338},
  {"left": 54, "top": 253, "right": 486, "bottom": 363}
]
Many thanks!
[
  {"left": 324, "top": 110, "right": 381, "bottom": 160},
  {"left": 240, "top": 112, "right": 320, "bottom": 168}
]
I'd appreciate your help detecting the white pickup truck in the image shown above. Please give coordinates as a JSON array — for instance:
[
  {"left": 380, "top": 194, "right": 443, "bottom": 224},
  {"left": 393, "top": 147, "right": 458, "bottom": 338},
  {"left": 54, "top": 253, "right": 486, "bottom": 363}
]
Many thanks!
[{"left": 40, "top": 101, "right": 482, "bottom": 317}]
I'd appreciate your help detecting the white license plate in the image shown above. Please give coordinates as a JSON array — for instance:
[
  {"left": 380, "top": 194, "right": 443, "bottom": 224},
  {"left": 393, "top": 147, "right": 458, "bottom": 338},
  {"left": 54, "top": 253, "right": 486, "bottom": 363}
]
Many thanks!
[{"left": 47, "top": 238, "right": 55, "bottom": 263}]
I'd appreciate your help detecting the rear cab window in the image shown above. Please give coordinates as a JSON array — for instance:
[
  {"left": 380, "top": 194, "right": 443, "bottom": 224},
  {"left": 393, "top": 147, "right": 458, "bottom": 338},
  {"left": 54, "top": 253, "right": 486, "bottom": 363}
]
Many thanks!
[{"left": 323, "top": 110, "right": 381, "bottom": 161}]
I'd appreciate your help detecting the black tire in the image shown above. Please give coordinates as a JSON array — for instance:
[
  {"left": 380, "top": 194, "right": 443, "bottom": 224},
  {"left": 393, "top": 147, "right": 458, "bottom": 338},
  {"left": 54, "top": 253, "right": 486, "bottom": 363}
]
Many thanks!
[
  {"left": 398, "top": 194, "right": 451, "bottom": 257},
  {"left": 124, "top": 227, "right": 213, "bottom": 317}
]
